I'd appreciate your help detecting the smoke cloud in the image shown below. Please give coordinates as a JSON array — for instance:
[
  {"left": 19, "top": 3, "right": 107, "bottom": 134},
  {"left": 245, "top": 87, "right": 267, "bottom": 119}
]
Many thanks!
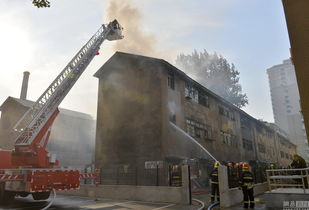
[{"left": 105, "top": 0, "right": 173, "bottom": 61}]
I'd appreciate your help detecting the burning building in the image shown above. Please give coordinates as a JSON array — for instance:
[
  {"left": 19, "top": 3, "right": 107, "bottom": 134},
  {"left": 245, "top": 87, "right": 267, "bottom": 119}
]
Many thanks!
[{"left": 94, "top": 52, "right": 296, "bottom": 170}]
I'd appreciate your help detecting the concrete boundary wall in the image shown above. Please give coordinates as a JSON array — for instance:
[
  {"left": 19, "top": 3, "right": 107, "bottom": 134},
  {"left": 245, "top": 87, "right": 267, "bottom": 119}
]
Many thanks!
[
  {"left": 219, "top": 165, "right": 268, "bottom": 208},
  {"left": 59, "top": 165, "right": 191, "bottom": 204}
]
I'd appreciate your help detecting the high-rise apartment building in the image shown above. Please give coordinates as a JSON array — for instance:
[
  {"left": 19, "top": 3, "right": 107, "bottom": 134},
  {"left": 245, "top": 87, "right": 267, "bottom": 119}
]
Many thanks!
[{"left": 267, "top": 59, "right": 308, "bottom": 162}]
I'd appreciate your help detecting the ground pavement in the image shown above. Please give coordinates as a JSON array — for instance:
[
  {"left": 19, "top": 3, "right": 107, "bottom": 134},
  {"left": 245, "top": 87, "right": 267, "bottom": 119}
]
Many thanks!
[{"left": 0, "top": 194, "right": 200, "bottom": 210}]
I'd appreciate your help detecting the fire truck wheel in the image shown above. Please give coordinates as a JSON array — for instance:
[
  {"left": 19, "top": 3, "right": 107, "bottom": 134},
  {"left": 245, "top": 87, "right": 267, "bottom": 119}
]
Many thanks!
[
  {"left": 32, "top": 191, "right": 50, "bottom": 200},
  {"left": 0, "top": 183, "right": 15, "bottom": 204},
  {"left": 0, "top": 183, "right": 4, "bottom": 203}
]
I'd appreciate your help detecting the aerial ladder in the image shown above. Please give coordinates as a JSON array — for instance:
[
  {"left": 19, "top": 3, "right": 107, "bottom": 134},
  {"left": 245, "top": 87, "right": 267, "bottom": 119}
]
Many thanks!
[{"left": 0, "top": 20, "right": 123, "bottom": 202}]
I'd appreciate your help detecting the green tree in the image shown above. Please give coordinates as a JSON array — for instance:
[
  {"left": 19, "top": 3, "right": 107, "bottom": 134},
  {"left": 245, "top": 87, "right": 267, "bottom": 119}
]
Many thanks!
[
  {"left": 32, "top": 0, "right": 50, "bottom": 8},
  {"left": 175, "top": 50, "right": 248, "bottom": 108}
]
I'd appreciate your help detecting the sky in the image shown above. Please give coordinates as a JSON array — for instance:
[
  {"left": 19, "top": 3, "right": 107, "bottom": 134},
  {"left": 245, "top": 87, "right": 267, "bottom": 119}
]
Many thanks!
[{"left": 0, "top": 0, "right": 291, "bottom": 122}]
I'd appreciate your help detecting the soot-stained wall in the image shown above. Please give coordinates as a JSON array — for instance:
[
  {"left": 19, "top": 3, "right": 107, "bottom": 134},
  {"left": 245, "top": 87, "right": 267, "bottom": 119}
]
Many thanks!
[{"left": 94, "top": 52, "right": 163, "bottom": 169}]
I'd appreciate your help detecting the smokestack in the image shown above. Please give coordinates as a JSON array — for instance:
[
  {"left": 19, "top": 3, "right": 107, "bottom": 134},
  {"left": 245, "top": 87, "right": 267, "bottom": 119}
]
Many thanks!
[{"left": 20, "top": 71, "right": 30, "bottom": 100}]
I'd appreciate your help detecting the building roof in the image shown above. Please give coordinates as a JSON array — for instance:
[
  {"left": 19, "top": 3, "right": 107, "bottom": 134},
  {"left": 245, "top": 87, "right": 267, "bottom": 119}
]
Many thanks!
[
  {"left": 0, "top": 96, "right": 93, "bottom": 120},
  {"left": 95, "top": 52, "right": 263, "bottom": 121}
]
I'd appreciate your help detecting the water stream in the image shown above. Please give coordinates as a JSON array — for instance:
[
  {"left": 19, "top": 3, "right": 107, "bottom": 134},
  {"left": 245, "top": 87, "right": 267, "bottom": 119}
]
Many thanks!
[{"left": 169, "top": 122, "right": 218, "bottom": 162}]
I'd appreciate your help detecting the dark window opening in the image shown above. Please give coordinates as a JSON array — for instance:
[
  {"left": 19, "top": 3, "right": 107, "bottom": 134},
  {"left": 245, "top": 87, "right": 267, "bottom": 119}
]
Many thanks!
[
  {"left": 258, "top": 143, "right": 266, "bottom": 153},
  {"left": 198, "top": 93, "right": 209, "bottom": 107},
  {"left": 219, "top": 106, "right": 235, "bottom": 121},
  {"left": 242, "top": 139, "right": 253, "bottom": 151},
  {"left": 186, "top": 119, "right": 212, "bottom": 140},
  {"left": 170, "top": 114, "right": 176, "bottom": 123},
  {"left": 168, "top": 72, "right": 175, "bottom": 90},
  {"left": 185, "top": 84, "right": 199, "bottom": 103}
]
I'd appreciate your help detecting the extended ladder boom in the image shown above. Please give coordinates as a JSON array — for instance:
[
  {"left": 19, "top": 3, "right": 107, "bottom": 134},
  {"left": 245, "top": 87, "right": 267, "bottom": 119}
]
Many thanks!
[{"left": 13, "top": 20, "right": 123, "bottom": 148}]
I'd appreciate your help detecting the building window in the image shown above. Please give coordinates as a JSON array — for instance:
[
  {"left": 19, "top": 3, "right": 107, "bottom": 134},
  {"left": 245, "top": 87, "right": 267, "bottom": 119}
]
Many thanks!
[
  {"left": 185, "top": 85, "right": 198, "bottom": 103},
  {"left": 242, "top": 139, "right": 253, "bottom": 151},
  {"left": 187, "top": 124, "right": 195, "bottom": 137},
  {"left": 285, "top": 153, "right": 289, "bottom": 159},
  {"left": 186, "top": 119, "right": 212, "bottom": 140},
  {"left": 221, "top": 131, "right": 238, "bottom": 147},
  {"left": 185, "top": 84, "right": 210, "bottom": 107},
  {"left": 198, "top": 93, "right": 209, "bottom": 107},
  {"left": 168, "top": 72, "right": 175, "bottom": 90},
  {"left": 258, "top": 143, "right": 266, "bottom": 153},
  {"left": 170, "top": 114, "right": 176, "bottom": 123},
  {"left": 219, "top": 106, "right": 235, "bottom": 121},
  {"left": 280, "top": 151, "right": 284, "bottom": 158}
]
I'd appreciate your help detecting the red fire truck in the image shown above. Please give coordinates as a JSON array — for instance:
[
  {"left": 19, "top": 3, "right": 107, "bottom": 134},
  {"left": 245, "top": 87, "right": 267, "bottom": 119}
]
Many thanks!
[{"left": 0, "top": 20, "right": 123, "bottom": 202}]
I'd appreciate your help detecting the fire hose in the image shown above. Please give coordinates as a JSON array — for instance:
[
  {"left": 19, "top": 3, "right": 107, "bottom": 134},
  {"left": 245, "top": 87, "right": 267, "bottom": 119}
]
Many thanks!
[{"left": 41, "top": 189, "right": 56, "bottom": 210}]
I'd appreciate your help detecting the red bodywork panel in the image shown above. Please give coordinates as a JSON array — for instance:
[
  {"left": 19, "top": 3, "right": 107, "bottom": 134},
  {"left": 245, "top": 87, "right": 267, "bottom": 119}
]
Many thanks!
[
  {"left": 28, "top": 170, "right": 80, "bottom": 192},
  {"left": 0, "top": 150, "right": 13, "bottom": 169}
]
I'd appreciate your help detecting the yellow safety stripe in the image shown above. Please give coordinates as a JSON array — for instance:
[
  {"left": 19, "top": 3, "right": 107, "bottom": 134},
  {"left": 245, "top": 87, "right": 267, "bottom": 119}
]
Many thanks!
[
  {"left": 210, "top": 195, "right": 214, "bottom": 197},
  {"left": 244, "top": 176, "right": 253, "bottom": 179},
  {"left": 244, "top": 201, "right": 249, "bottom": 203},
  {"left": 211, "top": 181, "right": 219, "bottom": 184},
  {"left": 212, "top": 174, "right": 218, "bottom": 176}
]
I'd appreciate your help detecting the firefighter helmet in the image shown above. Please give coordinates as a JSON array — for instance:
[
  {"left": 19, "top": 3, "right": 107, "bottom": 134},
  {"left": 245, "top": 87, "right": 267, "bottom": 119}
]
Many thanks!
[
  {"left": 242, "top": 162, "right": 250, "bottom": 171},
  {"left": 214, "top": 161, "right": 220, "bottom": 169}
]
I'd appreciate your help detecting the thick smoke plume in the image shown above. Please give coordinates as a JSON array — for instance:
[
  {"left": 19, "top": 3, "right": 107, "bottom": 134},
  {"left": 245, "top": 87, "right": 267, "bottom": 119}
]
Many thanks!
[{"left": 105, "top": 0, "right": 159, "bottom": 58}]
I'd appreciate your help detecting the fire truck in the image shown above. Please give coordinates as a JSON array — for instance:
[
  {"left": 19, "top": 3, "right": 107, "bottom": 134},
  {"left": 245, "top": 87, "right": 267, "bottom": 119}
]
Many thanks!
[{"left": 0, "top": 20, "right": 123, "bottom": 203}]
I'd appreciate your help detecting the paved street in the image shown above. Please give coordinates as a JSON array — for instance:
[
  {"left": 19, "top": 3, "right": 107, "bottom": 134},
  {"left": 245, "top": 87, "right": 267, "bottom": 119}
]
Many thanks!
[{"left": 0, "top": 195, "right": 198, "bottom": 210}]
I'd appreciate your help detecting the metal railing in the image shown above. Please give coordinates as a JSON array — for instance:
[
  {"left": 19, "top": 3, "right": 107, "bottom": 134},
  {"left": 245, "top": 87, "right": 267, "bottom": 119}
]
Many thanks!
[
  {"left": 266, "top": 168, "right": 309, "bottom": 193},
  {"left": 97, "top": 164, "right": 182, "bottom": 187}
]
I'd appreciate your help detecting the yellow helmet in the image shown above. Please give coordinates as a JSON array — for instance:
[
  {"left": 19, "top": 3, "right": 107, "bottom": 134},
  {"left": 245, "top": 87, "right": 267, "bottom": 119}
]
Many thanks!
[{"left": 214, "top": 161, "right": 220, "bottom": 169}]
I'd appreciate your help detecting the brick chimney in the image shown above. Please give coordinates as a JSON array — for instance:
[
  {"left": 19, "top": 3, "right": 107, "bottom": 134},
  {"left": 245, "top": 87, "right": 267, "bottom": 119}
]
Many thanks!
[{"left": 20, "top": 71, "right": 30, "bottom": 100}]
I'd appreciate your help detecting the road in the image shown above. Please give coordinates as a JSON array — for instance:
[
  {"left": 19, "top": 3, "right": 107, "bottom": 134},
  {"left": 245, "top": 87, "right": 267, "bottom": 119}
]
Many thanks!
[{"left": 0, "top": 194, "right": 198, "bottom": 210}]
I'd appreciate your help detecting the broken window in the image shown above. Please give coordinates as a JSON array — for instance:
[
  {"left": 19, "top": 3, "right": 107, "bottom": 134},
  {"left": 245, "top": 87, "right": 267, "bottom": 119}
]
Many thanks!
[
  {"left": 219, "top": 106, "right": 235, "bottom": 121},
  {"left": 187, "top": 123, "right": 195, "bottom": 137},
  {"left": 186, "top": 119, "right": 212, "bottom": 140},
  {"left": 168, "top": 72, "right": 175, "bottom": 90},
  {"left": 221, "top": 131, "right": 237, "bottom": 147},
  {"left": 184, "top": 84, "right": 198, "bottom": 103},
  {"left": 198, "top": 92, "right": 209, "bottom": 107}
]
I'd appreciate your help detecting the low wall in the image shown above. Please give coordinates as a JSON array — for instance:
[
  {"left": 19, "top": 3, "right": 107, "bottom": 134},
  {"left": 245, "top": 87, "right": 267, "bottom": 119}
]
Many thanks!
[
  {"left": 219, "top": 166, "right": 268, "bottom": 208},
  {"left": 265, "top": 188, "right": 309, "bottom": 209},
  {"left": 58, "top": 165, "right": 191, "bottom": 204}
]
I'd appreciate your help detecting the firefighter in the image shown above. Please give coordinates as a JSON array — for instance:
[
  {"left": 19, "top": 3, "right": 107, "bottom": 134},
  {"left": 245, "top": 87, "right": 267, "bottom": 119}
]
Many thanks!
[
  {"left": 239, "top": 162, "right": 254, "bottom": 208},
  {"left": 210, "top": 161, "right": 220, "bottom": 203}
]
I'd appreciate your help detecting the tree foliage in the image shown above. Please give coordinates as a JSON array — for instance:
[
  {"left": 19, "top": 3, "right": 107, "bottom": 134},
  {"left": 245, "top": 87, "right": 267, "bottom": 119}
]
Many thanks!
[
  {"left": 32, "top": 0, "right": 50, "bottom": 8},
  {"left": 175, "top": 50, "right": 248, "bottom": 108}
]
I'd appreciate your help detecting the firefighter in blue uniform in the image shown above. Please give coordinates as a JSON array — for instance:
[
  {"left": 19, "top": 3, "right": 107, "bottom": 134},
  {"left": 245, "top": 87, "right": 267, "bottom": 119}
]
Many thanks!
[
  {"left": 210, "top": 161, "right": 220, "bottom": 203},
  {"left": 239, "top": 162, "right": 254, "bottom": 208}
]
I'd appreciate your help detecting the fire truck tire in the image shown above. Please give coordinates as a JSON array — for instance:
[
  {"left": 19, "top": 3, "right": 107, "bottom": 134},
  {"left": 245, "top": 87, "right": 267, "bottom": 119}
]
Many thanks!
[
  {"left": 32, "top": 191, "right": 50, "bottom": 200},
  {"left": 0, "top": 183, "right": 4, "bottom": 203},
  {"left": 0, "top": 183, "right": 15, "bottom": 204}
]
